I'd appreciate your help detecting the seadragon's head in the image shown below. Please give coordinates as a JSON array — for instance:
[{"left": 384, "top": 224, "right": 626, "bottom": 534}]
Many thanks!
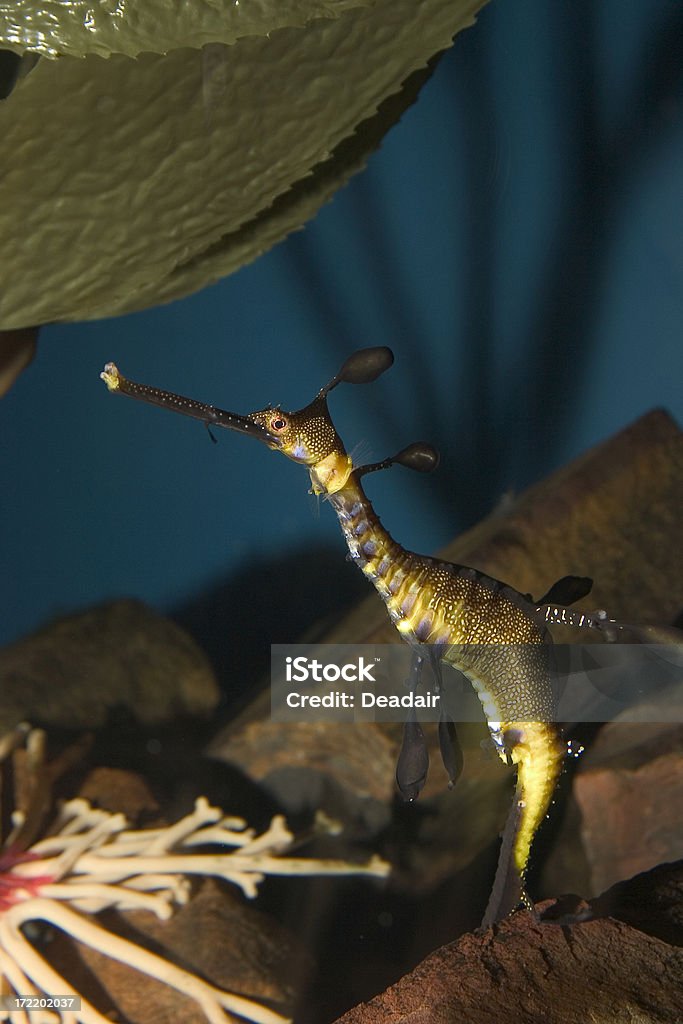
[
  {"left": 101, "top": 347, "right": 438, "bottom": 495},
  {"left": 245, "top": 347, "right": 393, "bottom": 494}
]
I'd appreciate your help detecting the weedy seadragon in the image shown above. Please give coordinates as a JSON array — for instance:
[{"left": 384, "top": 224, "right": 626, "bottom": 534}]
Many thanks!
[{"left": 101, "top": 347, "right": 653, "bottom": 925}]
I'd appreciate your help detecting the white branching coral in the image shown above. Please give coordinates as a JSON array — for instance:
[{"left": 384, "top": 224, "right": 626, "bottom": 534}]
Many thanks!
[{"left": 0, "top": 794, "right": 389, "bottom": 1024}]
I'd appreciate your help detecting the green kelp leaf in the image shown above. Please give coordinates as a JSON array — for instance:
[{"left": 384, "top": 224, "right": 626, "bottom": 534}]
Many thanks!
[
  {"left": 0, "top": 0, "right": 488, "bottom": 328},
  {"left": 0, "top": 0, "right": 369, "bottom": 59}
]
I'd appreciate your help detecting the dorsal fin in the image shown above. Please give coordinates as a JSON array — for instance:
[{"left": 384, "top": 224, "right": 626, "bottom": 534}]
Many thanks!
[{"left": 535, "top": 575, "right": 593, "bottom": 607}]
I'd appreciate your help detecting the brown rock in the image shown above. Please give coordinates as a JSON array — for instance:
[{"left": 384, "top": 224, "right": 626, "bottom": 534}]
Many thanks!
[
  {"left": 543, "top": 721, "right": 683, "bottom": 899},
  {"left": 76, "top": 765, "right": 162, "bottom": 822},
  {"left": 576, "top": 750, "right": 683, "bottom": 896},
  {"left": 0, "top": 326, "right": 37, "bottom": 395},
  {"left": 0, "top": 599, "right": 220, "bottom": 734},
  {"left": 590, "top": 859, "right": 683, "bottom": 948},
  {"left": 333, "top": 862, "right": 683, "bottom": 1024},
  {"left": 210, "top": 718, "right": 398, "bottom": 831}
]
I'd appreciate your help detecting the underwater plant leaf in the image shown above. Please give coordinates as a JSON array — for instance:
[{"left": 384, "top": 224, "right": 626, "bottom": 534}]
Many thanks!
[
  {"left": 0, "top": 0, "right": 372, "bottom": 59},
  {"left": 0, "top": 0, "right": 488, "bottom": 328}
]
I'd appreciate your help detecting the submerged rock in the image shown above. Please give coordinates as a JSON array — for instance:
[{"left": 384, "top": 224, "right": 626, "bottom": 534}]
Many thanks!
[
  {"left": 333, "top": 860, "right": 683, "bottom": 1024},
  {"left": 0, "top": 599, "right": 220, "bottom": 733}
]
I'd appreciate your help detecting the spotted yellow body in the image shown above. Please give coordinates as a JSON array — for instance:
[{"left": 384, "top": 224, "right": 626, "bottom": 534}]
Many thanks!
[{"left": 328, "top": 471, "right": 565, "bottom": 921}]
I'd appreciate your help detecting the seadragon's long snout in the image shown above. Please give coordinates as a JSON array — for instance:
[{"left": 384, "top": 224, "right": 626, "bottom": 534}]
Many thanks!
[{"left": 100, "top": 363, "right": 276, "bottom": 445}]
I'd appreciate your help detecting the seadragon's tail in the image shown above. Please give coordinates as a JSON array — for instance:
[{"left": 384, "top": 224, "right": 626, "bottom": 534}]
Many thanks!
[{"left": 481, "top": 720, "right": 566, "bottom": 927}]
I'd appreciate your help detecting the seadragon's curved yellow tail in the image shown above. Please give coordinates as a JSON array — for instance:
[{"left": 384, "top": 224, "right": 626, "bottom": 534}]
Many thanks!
[{"left": 481, "top": 721, "right": 566, "bottom": 927}]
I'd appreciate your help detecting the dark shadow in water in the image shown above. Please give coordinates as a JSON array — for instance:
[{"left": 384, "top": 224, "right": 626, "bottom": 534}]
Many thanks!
[
  {"left": 502, "top": 1, "right": 683, "bottom": 478},
  {"left": 171, "top": 542, "right": 368, "bottom": 701}
]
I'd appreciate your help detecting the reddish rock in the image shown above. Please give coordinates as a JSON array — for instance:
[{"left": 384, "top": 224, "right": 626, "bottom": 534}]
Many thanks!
[
  {"left": 333, "top": 861, "right": 683, "bottom": 1024},
  {"left": 575, "top": 749, "right": 683, "bottom": 895},
  {"left": 542, "top": 721, "right": 683, "bottom": 899},
  {"left": 77, "top": 765, "right": 162, "bottom": 822}
]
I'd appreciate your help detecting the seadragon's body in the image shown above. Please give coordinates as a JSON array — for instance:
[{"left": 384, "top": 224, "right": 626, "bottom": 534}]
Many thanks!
[
  {"left": 326, "top": 470, "right": 565, "bottom": 923},
  {"left": 100, "top": 347, "right": 601, "bottom": 925}
]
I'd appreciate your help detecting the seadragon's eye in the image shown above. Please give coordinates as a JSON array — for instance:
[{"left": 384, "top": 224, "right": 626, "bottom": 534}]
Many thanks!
[{"left": 269, "top": 415, "right": 288, "bottom": 432}]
